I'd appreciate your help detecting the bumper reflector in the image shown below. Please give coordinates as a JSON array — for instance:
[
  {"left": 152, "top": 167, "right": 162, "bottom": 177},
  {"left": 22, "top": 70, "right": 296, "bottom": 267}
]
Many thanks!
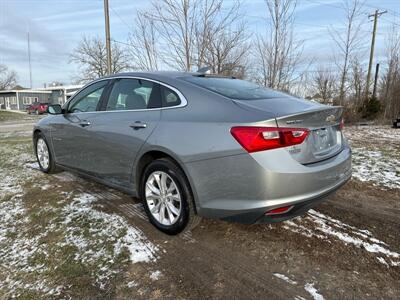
[{"left": 265, "top": 205, "right": 294, "bottom": 216}]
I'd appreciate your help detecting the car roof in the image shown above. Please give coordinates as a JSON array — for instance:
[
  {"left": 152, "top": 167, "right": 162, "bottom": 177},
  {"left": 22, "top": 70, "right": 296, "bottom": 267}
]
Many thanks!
[{"left": 102, "top": 71, "right": 197, "bottom": 83}]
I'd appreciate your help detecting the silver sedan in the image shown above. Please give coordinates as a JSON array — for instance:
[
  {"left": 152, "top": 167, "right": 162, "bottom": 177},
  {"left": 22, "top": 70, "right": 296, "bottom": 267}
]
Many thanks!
[{"left": 33, "top": 72, "right": 351, "bottom": 235}]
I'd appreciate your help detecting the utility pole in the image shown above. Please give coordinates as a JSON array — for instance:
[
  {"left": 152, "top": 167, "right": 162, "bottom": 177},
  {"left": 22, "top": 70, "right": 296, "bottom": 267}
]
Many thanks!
[
  {"left": 27, "top": 32, "right": 32, "bottom": 88},
  {"left": 104, "top": 0, "right": 112, "bottom": 75},
  {"left": 365, "top": 9, "right": 387, "bottom": 103},
  {"left": 372, "top": 63, "right": 380, "bottom": 99}
]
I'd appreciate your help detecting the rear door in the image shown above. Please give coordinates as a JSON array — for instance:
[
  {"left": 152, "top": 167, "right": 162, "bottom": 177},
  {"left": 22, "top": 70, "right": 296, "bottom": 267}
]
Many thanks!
[{"left": 81, "top": 78, "right": 162, "bottom": 188}]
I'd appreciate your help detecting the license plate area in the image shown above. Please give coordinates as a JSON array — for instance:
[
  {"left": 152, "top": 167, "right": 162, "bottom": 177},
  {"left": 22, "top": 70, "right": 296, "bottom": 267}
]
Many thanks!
[{"left": 312, "top": 126, "right": 341, "bottom": 156}]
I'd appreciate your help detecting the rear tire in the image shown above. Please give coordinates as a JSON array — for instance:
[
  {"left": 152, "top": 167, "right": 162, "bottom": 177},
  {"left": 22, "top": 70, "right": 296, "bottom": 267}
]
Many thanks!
[
  {"left": 141, "top": 158, "right": 201, "bottom": 235},
  {"left": 35, "top": 133, "right": 58, "bottom": 173}
]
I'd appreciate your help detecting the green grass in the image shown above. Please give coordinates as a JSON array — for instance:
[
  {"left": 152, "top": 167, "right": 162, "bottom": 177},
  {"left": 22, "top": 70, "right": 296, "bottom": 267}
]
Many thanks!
[
  {"left": 0, "top": 138, "right": 138, "bottom": 298},
  {"left": 0, "top": 110, "right": 28, "bottom": 122}
]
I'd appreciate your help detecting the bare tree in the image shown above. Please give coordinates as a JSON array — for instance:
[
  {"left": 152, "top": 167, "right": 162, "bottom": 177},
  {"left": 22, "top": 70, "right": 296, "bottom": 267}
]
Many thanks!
[
  {"left": 254, "top": 0, "right": 304, "bottom": 91},
  {"left": 329, "top": 0, "right": 365, "bottom": 105},
  {"left": 147, "top": 0, "right": 198, "bottom": 71},
  {"left": 70, "top": 36, "right": 130, "bottom": 83},
  {"left": 146, "top": 0, "right": 247, "bottom": 74},
  {"left": 128, "top": 13, "right": 160, "bottom": 71},
  {"left": 349, "top": 58, "right": 366, "bottom": 107},
  {"left": 204, "top": 27, "right": 248, "bottom": 76},
  {"left": 0, "top": 64, "right": 17, "bottom": 90},
  {"left": 380, "top": 26, "right": 400, "bottom": 120},
  {"left": 196, "top": 1, "right": 248, "bottom": 77},
  {"left": 193, "top": 0, "right": 222, "bottom": 69},
  {"left": 312, "top": 67, "right": 337, "bottom": 104}
]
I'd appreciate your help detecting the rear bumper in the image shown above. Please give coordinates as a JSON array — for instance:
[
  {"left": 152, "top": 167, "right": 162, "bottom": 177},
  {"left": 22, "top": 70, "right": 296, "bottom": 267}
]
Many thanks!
[
  {"left": 223, "top": 171, "right": 350, "bottom": 224},
  {"left": 185, "top": 144, "right": 351, "bottom": 224}
]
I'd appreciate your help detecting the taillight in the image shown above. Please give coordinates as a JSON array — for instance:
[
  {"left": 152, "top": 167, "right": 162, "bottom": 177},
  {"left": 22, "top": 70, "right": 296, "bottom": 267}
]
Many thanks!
[{"left": 230, "top": 126, "right": 309, "bottom": 153}]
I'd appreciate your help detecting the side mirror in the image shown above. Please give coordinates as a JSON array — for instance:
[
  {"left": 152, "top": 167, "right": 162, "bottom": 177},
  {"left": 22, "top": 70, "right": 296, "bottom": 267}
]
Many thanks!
[{"left": 47, "top": 104, "right": 63, "bottom": 115}]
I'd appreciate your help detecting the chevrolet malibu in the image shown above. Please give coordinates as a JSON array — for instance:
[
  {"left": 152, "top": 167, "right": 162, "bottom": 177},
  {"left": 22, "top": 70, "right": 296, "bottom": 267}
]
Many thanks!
[{"left": 33, "top": 72, "right": 351, "bottom": 235}]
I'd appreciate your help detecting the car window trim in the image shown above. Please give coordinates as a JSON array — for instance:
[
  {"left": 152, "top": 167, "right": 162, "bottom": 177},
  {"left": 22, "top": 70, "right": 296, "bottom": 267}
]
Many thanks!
[
  {"left": 64, "top": 76, "right": 187, "bottom": 114},
  {"left": 98, "top": 79, "right": 117, "bottom": 111}
]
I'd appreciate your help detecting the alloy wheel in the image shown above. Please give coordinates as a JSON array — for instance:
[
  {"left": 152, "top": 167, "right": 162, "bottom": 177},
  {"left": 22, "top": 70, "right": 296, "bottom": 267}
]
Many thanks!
[
  {"left": 37, "top": 138, "right": 50, "bottom": 170},
  {"left": 145, "top": 171, "right": 182, "bottom": 226}
]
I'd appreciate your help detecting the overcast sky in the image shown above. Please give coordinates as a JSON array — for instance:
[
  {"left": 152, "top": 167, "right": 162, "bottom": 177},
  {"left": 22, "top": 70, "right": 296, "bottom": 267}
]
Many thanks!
[{"left": 0, "top": 0, "right": 399, "bottom": 88}]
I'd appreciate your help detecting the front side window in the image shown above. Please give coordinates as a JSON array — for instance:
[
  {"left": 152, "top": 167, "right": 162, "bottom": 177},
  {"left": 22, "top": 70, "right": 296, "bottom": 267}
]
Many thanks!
[
  {"left": 68, "top": 81, "right": 108, "bottom": 113},
  {"left": 182, "top": 76, "right": 287, "bottom": 100},
  {"left": 106, "top": 79, "right": 161, "bottom": 111}
]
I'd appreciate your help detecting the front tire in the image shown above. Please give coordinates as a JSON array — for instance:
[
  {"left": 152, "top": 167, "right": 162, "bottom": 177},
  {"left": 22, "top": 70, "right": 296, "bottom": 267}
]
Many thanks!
[
  {"left": 141, "top": 158, "right": 201, "bottom": 235},
  {"left": 35, "top": 133, "right": 57, "bottom": 173}
]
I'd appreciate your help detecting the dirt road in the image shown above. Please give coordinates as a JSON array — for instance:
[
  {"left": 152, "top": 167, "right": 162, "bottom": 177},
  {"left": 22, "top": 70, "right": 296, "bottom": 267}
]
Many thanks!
[{"left": 0, "top": 114, "right": 399, "bottom": 299}]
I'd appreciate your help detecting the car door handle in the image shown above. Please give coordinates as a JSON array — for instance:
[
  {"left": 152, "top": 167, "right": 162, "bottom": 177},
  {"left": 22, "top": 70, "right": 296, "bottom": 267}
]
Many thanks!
[
  {"left": 130, "top": 122, "right": 147, "bottom": 129},
  {"left": 78, "top": 120, "right": 91, "bottom": 127}
]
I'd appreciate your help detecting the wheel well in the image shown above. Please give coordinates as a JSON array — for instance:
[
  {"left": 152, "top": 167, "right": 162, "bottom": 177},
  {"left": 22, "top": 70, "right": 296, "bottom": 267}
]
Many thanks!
[
  {"left": 33, "top": 130, "right": 41, "bottom": 154},
  {"left": 135, "top": 150, "right": 197, "bottom": 212},
  {"left": 136, "top": 151, "right": 180, "bottom": 192},
  {"left": 33, "top": 129, "right": 41, "bottom": 140}
]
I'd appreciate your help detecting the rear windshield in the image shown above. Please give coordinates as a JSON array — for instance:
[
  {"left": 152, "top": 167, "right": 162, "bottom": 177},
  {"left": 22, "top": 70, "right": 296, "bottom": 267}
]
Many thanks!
[{"left": 182, "top": 76, "right": 287, "bottom": 100}]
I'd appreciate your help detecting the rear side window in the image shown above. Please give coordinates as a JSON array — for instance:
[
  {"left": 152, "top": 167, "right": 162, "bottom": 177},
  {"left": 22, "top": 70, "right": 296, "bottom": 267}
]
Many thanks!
[
  {"left": 106, "top": 79, "right": 161, "bottom": 111},
  {"left": 182, "top": 76, "right": 287, "bottom": 100},
  {"left": 161, "top": 86, "right": 181, "bottom": 107}
]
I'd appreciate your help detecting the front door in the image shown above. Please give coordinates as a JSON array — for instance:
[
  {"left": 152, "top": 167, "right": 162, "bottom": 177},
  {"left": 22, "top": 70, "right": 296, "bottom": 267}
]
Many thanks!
[{"left": 50, "top": 80, "right": 110, "bottom": 170}]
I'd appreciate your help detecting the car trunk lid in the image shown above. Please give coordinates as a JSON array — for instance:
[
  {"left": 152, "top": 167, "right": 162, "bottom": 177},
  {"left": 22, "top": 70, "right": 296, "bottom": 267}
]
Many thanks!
[{"left": 233, "top": 98, "right": 344, "bottom": 164}]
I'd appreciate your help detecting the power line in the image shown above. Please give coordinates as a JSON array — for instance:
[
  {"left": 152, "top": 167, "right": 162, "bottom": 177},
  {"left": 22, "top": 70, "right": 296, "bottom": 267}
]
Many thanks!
[
  {"left": 362, "top": 3, "right": 400, "bottom": 18},
  {"left": 109, "top": 4, "right": 134, "bottom": 32},
  {"left": 380, "top": 16, "right": 400, "bottom": 27},
  {"left": 302, "top": 0, "right": 345, "bottom": 11}
]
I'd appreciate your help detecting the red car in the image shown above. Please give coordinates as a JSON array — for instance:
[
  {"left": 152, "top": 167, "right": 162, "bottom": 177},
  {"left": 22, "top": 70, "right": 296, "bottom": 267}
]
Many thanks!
[{"left": 27, "top": 102, "right": 49, "bottom": 115}]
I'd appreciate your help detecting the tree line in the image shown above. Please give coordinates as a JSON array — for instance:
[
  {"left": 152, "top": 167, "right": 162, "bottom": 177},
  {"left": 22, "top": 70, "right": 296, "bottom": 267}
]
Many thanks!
[{"left": 1, "top": 0, "right": 399, "bottom": 121}]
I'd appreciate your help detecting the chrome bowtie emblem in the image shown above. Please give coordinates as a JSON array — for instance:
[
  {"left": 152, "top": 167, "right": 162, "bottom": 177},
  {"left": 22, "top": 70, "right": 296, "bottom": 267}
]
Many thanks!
[{"left": 326, "top": 114, "right": 336, "bottom": 123}]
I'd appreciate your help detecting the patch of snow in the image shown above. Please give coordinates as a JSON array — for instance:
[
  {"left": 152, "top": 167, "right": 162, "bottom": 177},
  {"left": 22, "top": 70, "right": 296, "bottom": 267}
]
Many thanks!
[
  {"left": 283, "top": 210, "right": 400, "bottom": 267},
  {"left": 53, "top": 172, "right": 81, "bottom": 182},
  {"left": 377, "top": 257, "right": 389, "bottom": 267},
  {"left": 40, "top": 183, "right": 52, "bottom": 190},
  {"left": 304, "top": 283, "right": 325, "bottom": 300},
  {"left": 116, "top": 226, "right": 158, "bottom": 263},
  {"left": 0, "top": 174, "right": 23, "bottom": 196},
  {"left": 150, "top": 270, "right": 162, "bottom": 281},
  {"left": 344, "top": 125, "right": 400, "bottom": 145},
  {"left": 351, "top": 147, "right": 400, "bottom": 189},
  {"left": 59, "top": 192, "right": 158, "bottom": 289},
  {"left": 273, "top": 273, "right": 297, "bottom": 285},
  {"left": 127, "top": 281, "right": 138, "bottom": 288},
  {"left": 0, "top": 195, "right": 63, "bottom": 296}
]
